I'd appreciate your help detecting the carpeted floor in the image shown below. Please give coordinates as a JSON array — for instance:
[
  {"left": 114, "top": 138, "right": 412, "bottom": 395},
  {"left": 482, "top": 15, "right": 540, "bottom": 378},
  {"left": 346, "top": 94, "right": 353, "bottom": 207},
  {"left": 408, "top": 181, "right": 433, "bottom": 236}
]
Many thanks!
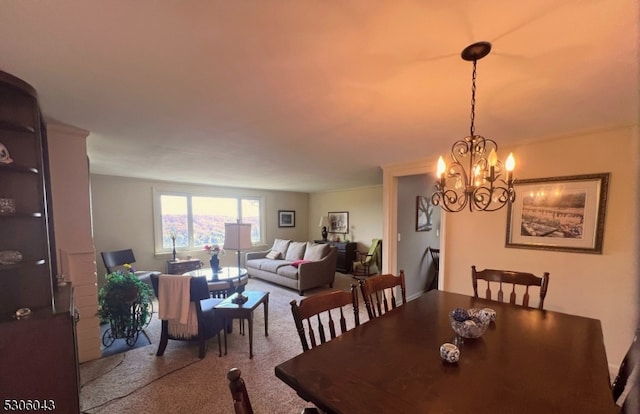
[{"left": 79, "top": 273, "right": 367, "bottom": 414}]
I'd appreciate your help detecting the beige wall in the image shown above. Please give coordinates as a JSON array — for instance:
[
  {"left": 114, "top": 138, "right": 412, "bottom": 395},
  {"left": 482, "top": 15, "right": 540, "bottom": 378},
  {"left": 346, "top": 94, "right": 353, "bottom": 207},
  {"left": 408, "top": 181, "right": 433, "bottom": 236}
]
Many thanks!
[
  {"left": 383, "top": 126, "right": 640, "bottom": 370},
  {"left": 308, "top": 186, "right": 383, "bottom": 253}
]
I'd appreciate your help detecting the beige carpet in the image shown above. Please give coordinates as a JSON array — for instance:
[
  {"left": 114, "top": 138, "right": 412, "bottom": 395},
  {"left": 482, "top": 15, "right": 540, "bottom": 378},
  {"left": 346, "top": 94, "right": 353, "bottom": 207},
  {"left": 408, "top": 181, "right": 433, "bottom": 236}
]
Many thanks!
[{"left": 80, "top": 273, "right": 366, "bottom": 414}]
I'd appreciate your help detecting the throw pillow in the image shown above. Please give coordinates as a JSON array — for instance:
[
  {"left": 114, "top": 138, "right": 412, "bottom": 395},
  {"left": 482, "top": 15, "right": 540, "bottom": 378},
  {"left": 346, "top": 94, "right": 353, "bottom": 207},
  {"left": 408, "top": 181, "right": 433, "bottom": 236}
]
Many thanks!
[
  {"left": 304, "top": 242, "right": 329, "bottom": 261},
  {"left": 285, "top": 241, "right": 307, "bottom": 261},
  {"left": 291, "top": 259, "right": 311, "bottom": 268},
  {"left": 272, "top": 238, "right": 291, "bottom": 256},
  {"left": 266, "top": 250, "right": 281, "bottom": 260}
]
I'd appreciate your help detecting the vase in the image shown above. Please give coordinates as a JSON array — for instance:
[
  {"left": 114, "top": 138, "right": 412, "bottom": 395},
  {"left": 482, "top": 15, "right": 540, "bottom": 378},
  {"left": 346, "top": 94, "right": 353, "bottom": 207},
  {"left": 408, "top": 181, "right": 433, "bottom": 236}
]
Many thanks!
[{"left": 210, "top": 255, "right": 220, "bottom": 273}]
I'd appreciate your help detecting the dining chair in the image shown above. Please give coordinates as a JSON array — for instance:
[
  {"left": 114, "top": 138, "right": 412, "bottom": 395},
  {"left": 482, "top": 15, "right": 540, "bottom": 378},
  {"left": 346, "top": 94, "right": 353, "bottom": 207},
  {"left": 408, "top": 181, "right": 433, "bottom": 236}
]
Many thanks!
[
  {"left": 290, "top": 285, "right": 360, "bottom": 352},
  {"left": 471, "top": 266, "right": 550, "bottom": 310},
  {"left": 428, "top": 247, "right": 440, "bottom": 277},
  {"left": 227, "top": 368, "right": 320, "bottom": 414},
  {"left": 359, "top": 270, "right": 406, "bottom": 320},
  {"left": 150, "top": 274, "right": 226, "bottom": 358},
  {"left": 612, "top": 331, "right": 640, "bottom": 404}
]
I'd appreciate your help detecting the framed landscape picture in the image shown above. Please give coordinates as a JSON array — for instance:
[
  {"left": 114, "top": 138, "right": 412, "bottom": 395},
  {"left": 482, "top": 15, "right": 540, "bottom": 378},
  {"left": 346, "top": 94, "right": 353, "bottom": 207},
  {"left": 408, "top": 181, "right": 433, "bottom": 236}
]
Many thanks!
[
  {"left": 505, "top": 173, "right": 609, "bottom": 254},
  {"left": 328, "top": 211, "right": 349, "bottom": 234},
  {"left": 278, "top": 210, "right": 295, "bottom": 228}
]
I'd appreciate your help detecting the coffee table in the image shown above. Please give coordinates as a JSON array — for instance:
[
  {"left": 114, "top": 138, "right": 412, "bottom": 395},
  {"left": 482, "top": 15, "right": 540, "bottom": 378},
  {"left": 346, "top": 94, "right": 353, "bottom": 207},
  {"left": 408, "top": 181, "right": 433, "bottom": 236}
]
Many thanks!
[
  {"left": 183, "top": 267, "right": 249, "bottom": 296},
  {"left": 214, "top": 291, "right": 269, "bottom": 359}
]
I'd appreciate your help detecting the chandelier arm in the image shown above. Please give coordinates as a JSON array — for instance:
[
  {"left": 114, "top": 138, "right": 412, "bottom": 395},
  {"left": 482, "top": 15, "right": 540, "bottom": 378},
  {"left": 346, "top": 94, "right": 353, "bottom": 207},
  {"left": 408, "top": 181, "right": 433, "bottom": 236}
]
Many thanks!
[
  {"left": 432, "top": 188, "right": 468, "bottom": 213},
  {"left": 471, "top": 185, "right": 514, "bottom": 212}
]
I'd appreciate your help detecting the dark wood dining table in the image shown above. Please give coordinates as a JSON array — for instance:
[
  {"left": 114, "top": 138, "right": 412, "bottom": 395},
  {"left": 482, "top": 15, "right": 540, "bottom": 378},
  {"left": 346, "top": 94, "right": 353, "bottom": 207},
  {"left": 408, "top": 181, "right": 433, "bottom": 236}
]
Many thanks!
[{"left": 275, "top": 290, "right": 617, "bottom": 413}]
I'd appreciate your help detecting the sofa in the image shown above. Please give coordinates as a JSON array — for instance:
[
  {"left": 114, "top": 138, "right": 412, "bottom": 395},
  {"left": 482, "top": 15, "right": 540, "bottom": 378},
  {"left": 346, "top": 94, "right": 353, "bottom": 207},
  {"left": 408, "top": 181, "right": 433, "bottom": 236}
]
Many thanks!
[{"left": 245, "top": 239, "right": 337, "bottom": 295}]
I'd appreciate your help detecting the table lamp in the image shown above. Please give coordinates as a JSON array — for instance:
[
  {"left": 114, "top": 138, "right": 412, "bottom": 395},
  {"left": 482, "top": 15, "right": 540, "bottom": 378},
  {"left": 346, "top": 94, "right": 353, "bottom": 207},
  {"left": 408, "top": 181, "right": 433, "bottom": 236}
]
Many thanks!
[
  {"left": 318, "top": 216, "right": 329, "bottom": 241},
  {"left": 223, "top": 221, "right": 252, "bottom": 304}
]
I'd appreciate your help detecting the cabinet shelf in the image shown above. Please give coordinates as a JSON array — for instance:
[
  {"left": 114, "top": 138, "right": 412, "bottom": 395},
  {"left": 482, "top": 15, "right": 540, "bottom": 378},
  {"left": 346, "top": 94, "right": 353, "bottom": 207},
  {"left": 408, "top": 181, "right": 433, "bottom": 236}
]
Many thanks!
[
  {"left": 0, "top": 119, "right": 36, "bottom": 134},
  {"left": 0, "top": 259, "right": 46, "bottom": 272},
  {"left": 0, "top": 212, "right": 43, "bottom": 218},
  {"left": 0, "top": 162, "right": 39, "bottom": 174}
]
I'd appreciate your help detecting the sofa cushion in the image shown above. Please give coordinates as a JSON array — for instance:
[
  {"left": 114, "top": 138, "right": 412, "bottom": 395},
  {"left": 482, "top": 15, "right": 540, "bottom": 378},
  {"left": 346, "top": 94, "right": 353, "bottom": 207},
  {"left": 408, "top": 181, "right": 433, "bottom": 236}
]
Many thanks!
[
  {"left": 276, "top": 265, "right": 300, "bottom": 280},
  {"left": 246, "top": 258, "right": 267, "bottom": 270},
  {"left": 291, "top": 259, "right": 311, "bottom": 268},
  {"left": 303, "top": 242, "right": 329, "bottom": 261},
  {"left": 285, "top": 241, "right": 307, "bottom": 261},
  {"left": 272, "top": 238, "right": 291, "bottom": 256},
  {"left": 260, "top": 260, "right": 293, "bottom": 273},
  {"left": 266, "top": 250, "right": 281, "bottom": 260}
]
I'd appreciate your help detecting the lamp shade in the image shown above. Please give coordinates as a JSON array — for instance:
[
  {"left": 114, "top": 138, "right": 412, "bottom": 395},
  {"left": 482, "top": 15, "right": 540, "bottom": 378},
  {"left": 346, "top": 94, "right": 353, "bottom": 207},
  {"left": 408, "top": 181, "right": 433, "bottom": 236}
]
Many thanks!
[
  {"left": 223, "top": 223, "right": 253, "bottom": 251},
  {"left": 318, "top": 216, "right": 329, "bottom": 228}
]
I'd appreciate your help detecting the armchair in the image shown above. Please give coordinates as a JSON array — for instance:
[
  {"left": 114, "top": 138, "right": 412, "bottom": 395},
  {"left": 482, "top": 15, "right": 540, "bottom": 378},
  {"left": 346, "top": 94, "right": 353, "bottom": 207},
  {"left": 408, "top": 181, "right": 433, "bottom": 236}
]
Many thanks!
[
  {"left": 101, "top": 248, "right": 160, "bottom": 290},
  {"left": 352, "top": 238, "right": 382, "bottom": 278},
  {"left": 150, "top": 274, "right": 226, "bottom": 358}
]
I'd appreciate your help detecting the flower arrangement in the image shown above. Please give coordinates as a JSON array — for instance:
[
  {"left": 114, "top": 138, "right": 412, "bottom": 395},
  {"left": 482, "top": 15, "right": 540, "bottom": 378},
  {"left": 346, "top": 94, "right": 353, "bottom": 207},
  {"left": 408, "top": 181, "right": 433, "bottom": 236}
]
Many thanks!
[
  {"left": 123, "top": 263, "right": 136, "bottom": 273},
  {"left": 204, "top": 244, "right": 225, "bottom": 257}
]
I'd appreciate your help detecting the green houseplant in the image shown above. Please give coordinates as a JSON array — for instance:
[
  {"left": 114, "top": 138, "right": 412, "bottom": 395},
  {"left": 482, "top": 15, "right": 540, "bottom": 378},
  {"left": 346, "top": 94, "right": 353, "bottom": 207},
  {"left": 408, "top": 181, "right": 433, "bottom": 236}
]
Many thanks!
[{"left": 97, "top": 267, "right": 154, "bottom": 347}]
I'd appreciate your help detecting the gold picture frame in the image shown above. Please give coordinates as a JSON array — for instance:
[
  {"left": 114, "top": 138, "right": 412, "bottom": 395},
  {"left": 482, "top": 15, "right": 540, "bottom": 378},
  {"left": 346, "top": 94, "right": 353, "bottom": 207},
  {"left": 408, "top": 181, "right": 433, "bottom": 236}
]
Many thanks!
[{"left": 505, "top": 173, "right": 609, "bottom": 254}]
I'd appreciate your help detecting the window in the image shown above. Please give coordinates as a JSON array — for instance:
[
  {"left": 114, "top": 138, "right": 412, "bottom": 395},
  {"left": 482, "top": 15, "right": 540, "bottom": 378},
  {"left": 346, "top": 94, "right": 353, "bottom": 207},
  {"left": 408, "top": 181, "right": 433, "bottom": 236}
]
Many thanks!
[{"left": 154, "top": 190, "right": 262, "bottom": 254}]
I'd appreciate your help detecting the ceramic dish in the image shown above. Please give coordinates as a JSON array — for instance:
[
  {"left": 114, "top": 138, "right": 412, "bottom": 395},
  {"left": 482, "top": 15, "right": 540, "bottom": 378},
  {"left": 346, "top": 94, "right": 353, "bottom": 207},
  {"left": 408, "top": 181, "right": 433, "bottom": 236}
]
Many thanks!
[{"left": 0, "top": 250, "right": 22, "bottom": 265}]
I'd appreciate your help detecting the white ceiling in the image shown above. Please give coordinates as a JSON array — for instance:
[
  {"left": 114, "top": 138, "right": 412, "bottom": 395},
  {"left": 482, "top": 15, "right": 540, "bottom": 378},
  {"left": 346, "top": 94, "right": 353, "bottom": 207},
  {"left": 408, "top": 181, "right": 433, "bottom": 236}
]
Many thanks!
[{"left": 0, "top": 1, "right": 638, "bottom": 192}]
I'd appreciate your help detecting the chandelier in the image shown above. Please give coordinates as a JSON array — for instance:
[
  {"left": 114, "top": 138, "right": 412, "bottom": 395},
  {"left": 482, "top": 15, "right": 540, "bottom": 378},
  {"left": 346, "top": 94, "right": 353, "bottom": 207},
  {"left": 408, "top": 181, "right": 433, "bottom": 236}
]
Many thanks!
[{"left": 431, "top": 41, "right": 515, "bottom": 213}]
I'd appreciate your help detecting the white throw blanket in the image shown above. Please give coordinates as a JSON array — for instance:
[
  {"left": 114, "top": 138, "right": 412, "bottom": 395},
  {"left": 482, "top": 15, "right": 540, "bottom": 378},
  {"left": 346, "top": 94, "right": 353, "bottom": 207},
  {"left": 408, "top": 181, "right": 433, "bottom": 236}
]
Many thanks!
[{"left": 158, "top": 275, "right": 199, "bottom": 338}]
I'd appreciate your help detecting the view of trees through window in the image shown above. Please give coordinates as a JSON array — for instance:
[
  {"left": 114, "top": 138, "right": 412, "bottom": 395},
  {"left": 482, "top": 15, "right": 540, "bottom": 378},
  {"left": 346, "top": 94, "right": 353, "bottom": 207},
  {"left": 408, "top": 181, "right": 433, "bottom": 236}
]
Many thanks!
[{"left": 159, "top": 194, "right": 261, "bottom": 250}]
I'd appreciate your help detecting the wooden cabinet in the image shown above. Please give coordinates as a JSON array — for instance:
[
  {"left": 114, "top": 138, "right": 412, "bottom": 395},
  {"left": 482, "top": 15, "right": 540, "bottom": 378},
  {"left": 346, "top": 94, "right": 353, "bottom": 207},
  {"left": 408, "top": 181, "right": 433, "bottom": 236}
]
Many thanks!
[
  {"left": 0, "top": 71, "right": 79, "bottom": 412},
  {"left": 167, "top": 258, "right": 202, "bottom": 274},
  {"left": 315, "top": 241, "right": 357, "bottom": 273},
  {"left": 0, "top": 284, "right": 80, "bottom": 412}
]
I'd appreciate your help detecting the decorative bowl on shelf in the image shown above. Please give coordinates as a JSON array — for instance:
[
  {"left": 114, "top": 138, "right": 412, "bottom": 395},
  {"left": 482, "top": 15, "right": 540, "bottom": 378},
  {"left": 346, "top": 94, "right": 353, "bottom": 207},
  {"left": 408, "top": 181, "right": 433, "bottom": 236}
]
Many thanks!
[
  {"left": 449, "top": 307, "right": 492, "bottom": 338},
  {"left": 0, "top": 198, "right": 16, "bottom": 214},
  {"left": 0, "top": 250, "right": 22, "bottom": 265}
]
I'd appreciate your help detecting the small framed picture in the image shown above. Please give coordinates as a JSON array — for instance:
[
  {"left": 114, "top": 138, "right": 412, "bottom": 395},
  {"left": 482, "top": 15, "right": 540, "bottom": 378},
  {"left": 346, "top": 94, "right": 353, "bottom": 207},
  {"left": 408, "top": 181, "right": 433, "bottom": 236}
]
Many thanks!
[
  {"left": 416, "top": 196, "right": 433, "bottom": 232},
  {"left": 328, "top": 211, "right": 349, "bottom": 234},
  {"left": 506, "top": 173, "right": 609, "bottom": 254},
  {"left": 278, "top": 210, "right": 295, "bottom": 228}
]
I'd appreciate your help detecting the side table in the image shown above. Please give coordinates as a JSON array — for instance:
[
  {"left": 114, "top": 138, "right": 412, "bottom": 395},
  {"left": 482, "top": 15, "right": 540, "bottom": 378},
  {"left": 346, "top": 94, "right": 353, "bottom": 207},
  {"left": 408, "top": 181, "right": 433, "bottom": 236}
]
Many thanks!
[
  {"left": 215, "top": 291, "right": 269, "bottom": 359},
  {"left": 166, "top": 258, "right": 202, "bottom": 274}
]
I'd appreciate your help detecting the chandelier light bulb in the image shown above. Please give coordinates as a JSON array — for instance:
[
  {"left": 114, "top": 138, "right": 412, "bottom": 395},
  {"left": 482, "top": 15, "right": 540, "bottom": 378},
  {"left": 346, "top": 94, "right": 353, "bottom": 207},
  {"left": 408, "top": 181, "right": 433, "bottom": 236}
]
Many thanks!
[
  {"left": 436, "top": 156, "right": 447, "bottom": 179},
  {"left": 488, "top": 148, "right": 498, "bottom": 167},
  {"left": 505, "top": 153, "right": 515, "bottom": 171}
]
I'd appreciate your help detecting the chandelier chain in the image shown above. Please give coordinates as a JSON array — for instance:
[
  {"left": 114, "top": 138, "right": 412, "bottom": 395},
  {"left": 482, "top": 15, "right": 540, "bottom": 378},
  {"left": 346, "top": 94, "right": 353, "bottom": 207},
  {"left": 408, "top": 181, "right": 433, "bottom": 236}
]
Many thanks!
[{"left": 470, "top": 59, "right": 477, "bottom": 137}]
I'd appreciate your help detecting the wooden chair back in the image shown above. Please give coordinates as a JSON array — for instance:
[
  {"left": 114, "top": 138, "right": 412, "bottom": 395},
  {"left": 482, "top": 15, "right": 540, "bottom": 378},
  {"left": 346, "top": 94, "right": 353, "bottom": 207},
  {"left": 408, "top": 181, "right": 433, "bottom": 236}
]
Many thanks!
[
  {"left": 471, "top": 266, "right": 550, "bottom": 310},
  {"left": 359, "top": 270, "right": 406, "bottom": 319},
  {"left": 290, "top": 286, "right": 360, "bottom": 352},
  {"left": 227, "top": 367, "right": 320, "bottom": 414},
  {"left": 613, "top": 332, "right": 640, "bottom": 403},
  {"left": 429, "top": 247, "right": 440, "bottom": 272},
  {"left": 228, "top": 368, "right": 253, "bottom": 414}
]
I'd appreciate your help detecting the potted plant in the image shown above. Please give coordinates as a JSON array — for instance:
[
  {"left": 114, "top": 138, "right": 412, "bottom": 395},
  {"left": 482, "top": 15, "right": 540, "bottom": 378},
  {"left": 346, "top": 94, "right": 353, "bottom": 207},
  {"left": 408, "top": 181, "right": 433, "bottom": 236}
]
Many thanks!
[{"left": 97, "top": 265, "right": 154, "bottom": 347}]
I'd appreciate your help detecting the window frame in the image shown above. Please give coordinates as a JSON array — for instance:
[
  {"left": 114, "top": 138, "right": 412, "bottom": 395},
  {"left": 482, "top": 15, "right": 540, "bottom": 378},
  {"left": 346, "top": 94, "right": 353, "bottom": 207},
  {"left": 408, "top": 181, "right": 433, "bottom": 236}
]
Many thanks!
[{"left": 152, "top": 188, "right": 264, "bottom": 256}]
